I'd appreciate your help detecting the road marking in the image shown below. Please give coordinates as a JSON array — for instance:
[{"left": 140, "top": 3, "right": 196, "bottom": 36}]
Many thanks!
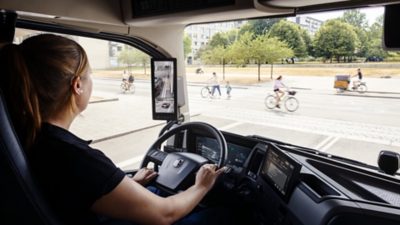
[
  {"left": 320, "top": 137, "right": 339, "bottom": 152},
  {"left": 116, "top": 155, "right": 144, "bottom": 168},
  {"left": 219, "top": 121, "right": 244, "bottom": 131},
  {"left": 315, "top": 136, "right": 335, "bottom": 150}
]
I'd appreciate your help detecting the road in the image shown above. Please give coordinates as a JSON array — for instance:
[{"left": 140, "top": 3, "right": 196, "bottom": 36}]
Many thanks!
[{"left": 72, "top": 76, "right": 400, "bottom": 169}]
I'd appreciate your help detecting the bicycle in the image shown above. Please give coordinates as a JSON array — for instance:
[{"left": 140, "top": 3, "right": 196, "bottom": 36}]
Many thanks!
[
  {"left": 334, "top": 75, "right": 367, "bottom": 94},
  {"left": 121, "top": 80, "right": 135, "bottom": 94},
  {"left": 200, "top": 85, "right": 212, "bottom": 98},
  {"left": 350, "top": 81, "right": 367, "bottom": 93},
  {"left": 265, "top": 90, "right": 299, "bottom": 112}
]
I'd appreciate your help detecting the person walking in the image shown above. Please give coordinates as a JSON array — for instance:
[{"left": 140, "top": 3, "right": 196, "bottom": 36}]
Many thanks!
[
  {"left": 210, "top": 72, "right": 221, "bottom": 98},
  {"left": 225, "top": 81, "right": 232, "bottom": 99}
]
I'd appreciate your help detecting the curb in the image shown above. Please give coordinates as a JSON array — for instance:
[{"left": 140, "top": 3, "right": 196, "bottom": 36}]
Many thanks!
[{"left": 89, "top": 97, "right": 119, "bottom": 104}]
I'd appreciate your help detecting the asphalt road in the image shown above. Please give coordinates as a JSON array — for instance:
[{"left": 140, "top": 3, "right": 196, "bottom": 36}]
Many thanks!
[{"left": 84, "top": 76, "right": 400, "bottom": 169}]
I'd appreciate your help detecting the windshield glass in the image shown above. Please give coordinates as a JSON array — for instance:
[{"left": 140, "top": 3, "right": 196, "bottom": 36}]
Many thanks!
[
  {"left": 185, "top": 6, "right": 400, "bottom": 167},
  {"left": 13, "top": 6, "right": 398, "bottom": 170}
]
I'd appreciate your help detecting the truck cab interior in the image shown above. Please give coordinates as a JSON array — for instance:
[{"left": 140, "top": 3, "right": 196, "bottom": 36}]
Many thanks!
[{"left": 1, "top": 1, "right": 400, "bottom": 225}]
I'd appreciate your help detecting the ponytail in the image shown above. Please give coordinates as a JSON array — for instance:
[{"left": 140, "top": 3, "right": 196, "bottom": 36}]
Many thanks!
[
  {"left": 0, "top": 44, "right": 42, "bottom": 149},
  {"left": 0, "top": 34, "right": 89, "bottom": 150}
]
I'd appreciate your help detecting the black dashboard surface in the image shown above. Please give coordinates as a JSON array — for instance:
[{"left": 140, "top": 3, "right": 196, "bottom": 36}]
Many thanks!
[{"left": 183, "top": 130, "right": 400, "bottom": 225}]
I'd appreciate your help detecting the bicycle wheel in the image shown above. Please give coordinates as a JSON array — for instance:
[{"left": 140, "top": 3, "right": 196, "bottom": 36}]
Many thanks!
[
  {"left": 201, "top": 87, "right": 210, "bottom": 98},
  {"left": 357, "top": 84, "right": 367, "bottom": 93},
  {"left": 130, "top": 84, "right": 135, "bottom": 94},
  {"left": 120, "top": 83, "right": 127, "bottom": 93},
  {"left": 285, "top": 97, "right": 299, "bottom": 112},
  {"left": 264, "top": 95, "right": 277, "bottom": 109}
]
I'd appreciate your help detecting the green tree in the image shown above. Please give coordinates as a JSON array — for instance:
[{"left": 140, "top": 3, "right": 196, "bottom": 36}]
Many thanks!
[
  {"left": 341, "top": 10, "right": 369, "bottom": 59},
  {"left": 183, "top": 33, "right": 192, "bottom": 59},
  {"left": 227, "top": 32, "right": 253, "bottom": 67},
  {"left": 229, "top": 32, "right": 293, "bottom": 80},
  {"left": 240, "top": 18, "right": 282, "bottom": 36},
  {"left": 300, "top": 29, "right": 313, "bottom": 57},
  {"left": 268, "top": 20, "right": 307, "bottom": 58},
  {"left": 208, "top": 32, "right": 229, "bottom": 48},
  {"left": 366, "top": 15, "right": 387, "bottom": 59},
  {"left": 313, "top": 19, "right": 359, "bottom": 62},
  {"left": 118, "top": 47, "right": 150, "bottom": 75},
  {"left": 341, "top": 9, "right": 368, "bottom": 30},
  {"left": 201, "top": 45, "right": 230, "bottom": 80}
]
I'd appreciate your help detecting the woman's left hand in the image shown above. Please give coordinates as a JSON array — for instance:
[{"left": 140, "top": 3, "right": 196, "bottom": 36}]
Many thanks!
[{"left": 132, "top": 167, "right": 158, "bottom": 186}]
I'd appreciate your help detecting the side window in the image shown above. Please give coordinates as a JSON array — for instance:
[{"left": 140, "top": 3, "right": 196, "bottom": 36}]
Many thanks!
[{"left": 14, "top": 28, "right": 159, "bottom": 170}]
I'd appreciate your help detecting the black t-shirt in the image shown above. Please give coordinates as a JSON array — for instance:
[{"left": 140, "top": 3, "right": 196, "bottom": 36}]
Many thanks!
[{"left": 29, "top": 123, "right": 126, "bottom": 225}]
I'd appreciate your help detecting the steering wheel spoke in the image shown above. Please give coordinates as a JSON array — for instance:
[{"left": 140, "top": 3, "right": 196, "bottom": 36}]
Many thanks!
[{"left": 140, "top": 122, "right": 227, "bottom": 193}]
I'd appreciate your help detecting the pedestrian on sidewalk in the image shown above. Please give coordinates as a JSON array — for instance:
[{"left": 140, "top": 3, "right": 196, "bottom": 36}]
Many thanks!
[
  {"left": 225, "top": 81, "right": 232, "bottom": 99},
  {"left": 210, "top": 72, "right": 221, "bottom": 98}
]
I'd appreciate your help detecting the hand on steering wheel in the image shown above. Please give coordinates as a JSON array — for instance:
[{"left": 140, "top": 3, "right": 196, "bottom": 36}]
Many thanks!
[
  {"left": 140, "top": 122, "right": 227, "bottom": 193},
  {"left": 195, "top": 164, "right": 226, "bottom": 192}
]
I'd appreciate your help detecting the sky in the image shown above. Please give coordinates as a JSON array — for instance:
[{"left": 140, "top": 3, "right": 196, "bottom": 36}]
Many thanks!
[{"left": 301, "top": 6, "right": 384, "bottom": 25}]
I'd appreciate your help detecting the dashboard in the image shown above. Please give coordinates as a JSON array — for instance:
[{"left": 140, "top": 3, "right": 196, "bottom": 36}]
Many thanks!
[{"left": 184, "top": 130, "right": 400, "bottom": 225}]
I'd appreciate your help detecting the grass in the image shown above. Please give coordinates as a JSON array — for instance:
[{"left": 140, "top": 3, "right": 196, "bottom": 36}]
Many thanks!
[{"left": 93, "top": 63, "right": 400, "bottom": 85}]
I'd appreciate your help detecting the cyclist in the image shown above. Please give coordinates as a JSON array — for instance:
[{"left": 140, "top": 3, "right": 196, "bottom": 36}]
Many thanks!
[
  {"left": 273, "top": 75, "right": 287, "bottom": 108},
  {"left": 351, "top": 68, "right": 363, "bottom": 90},
  {"left": 128, "top": 73, "right": 135, "bottom": 88}
]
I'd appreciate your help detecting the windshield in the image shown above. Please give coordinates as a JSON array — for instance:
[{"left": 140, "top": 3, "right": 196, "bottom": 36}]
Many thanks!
[
  {"left": 184, "top": 6, "right": 399, "bottom": 167},
  {"left": 13, "top": 6, "right": 399, "bottom": 170}
]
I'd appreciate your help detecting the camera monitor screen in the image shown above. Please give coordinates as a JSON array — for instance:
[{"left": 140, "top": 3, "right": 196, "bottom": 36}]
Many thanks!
[
  {"left": 261, "top": 144, "right": 301, "bottom": 200},
  {"left": 151, "top": 58, "right": 177, "bottom": 120}
]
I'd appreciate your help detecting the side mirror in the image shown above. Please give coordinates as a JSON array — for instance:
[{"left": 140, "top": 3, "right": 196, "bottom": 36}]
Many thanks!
[
  {"left": 383, "top": 4, "right": 400, "bottom": 50},
  {"left": 378, "top": 150, "right": 399, "bottom": 175}
]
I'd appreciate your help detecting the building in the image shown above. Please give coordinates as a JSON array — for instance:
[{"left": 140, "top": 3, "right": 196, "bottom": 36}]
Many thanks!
[
  {"left": 288, "top": 16, "right": 323, "bottom": 36},
  {"left": 185, "top": 21, "right": 246, "bottom": 64}
]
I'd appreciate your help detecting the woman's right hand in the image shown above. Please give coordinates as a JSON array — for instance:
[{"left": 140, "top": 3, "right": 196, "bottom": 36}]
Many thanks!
[{"left": 194, "top": 164, "right": 225, "bottom": 191}]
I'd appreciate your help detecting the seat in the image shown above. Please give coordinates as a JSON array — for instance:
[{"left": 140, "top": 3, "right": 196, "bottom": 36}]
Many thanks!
[{"left": 0, "top": 90, "right": 62, "bottom": 225}]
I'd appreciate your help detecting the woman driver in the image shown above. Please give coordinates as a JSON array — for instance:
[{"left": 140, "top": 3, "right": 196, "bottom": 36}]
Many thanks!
[{"left": 0, "top": 34, "right": 225, "bottom": 225}]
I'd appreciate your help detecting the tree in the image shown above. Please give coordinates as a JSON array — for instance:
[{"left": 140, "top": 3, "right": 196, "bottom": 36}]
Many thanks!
[
  {"left": 313, "top": 19, "right": 359, "bottom": 62},
  {"left": 366, "top": 15, "right": 387, "bottom": 59},
  {"left": 208, "top": 32, "right": 229, "bottom": 48},
  {"left": 201, "top": 45, "right": 229, "bottom": 80},
  {"left": 229, "top": 32, "right": 293, "bottom": 80},
  {"left": 341, "top": 9, "right": 368, "bottom": 30},
  {"left": 240, "top": 18, "right": 282, "bottom": 36},
  {"left": 118, "top": 47, "right": 150, "bottom": 75},
  {"left": 300, "top": 29, "right": 313, "bottom": 57},
  {"left": 341, "top": 10, "right": 369, "bottom": 59},
  {"left": 118, "top": 48, "right": 136, "bottom": 69},
  {"left": 227, "top": 32, "right": 253, "bottom": 67},
  {"left": 268, "top": 20, "right": 307, "bottom": 58},
  {"left": 183, "top": 33, "right": 192, "bottom": 59}
]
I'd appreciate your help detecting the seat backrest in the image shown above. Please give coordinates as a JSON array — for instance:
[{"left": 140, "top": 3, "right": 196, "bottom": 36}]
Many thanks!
[{"left": 0, "top": 90, "right": 61, "bottom": 225}]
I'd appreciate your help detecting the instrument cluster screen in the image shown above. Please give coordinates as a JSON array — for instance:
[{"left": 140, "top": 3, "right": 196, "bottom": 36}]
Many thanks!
[{"left": 196, "top": 136, "right": 251, "bottom": 167}]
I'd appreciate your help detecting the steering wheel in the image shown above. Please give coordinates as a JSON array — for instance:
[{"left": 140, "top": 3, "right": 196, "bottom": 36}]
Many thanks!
[{"left": 140, "top": 122, "right": 227, "bottom": 192}]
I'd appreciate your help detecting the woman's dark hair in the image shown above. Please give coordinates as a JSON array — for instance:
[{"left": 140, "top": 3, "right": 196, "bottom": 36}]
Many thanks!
[
  {"left": 276, "top": 75, "right": 282, "bottom": 80},
  {"left": 0, "top": 34, "right": 89, "bottom": 149}
]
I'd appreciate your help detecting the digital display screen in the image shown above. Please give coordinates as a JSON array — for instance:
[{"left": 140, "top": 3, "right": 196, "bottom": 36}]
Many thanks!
[
  {"left": 196, "top": 136, "right": 250, "bottom": 167},
  {"left": 151, "top": 58, "right": 177, "bottom": 120},
  {"left": 261, "top": 146, "right": 301, "bottom": 197}
]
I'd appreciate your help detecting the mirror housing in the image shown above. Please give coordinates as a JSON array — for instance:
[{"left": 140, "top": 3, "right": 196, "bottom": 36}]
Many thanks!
[
  {"left": 378, "top": 150, "right": 400, "bottom": 175},
  {"left": 383, "top": 3, "right": 400, "bottom": 50}
]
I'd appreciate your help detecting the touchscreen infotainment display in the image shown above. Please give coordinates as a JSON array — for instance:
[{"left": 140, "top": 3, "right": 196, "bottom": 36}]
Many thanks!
[{"left": 261, "top": 144, "right": 301, "bottom": 199}]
